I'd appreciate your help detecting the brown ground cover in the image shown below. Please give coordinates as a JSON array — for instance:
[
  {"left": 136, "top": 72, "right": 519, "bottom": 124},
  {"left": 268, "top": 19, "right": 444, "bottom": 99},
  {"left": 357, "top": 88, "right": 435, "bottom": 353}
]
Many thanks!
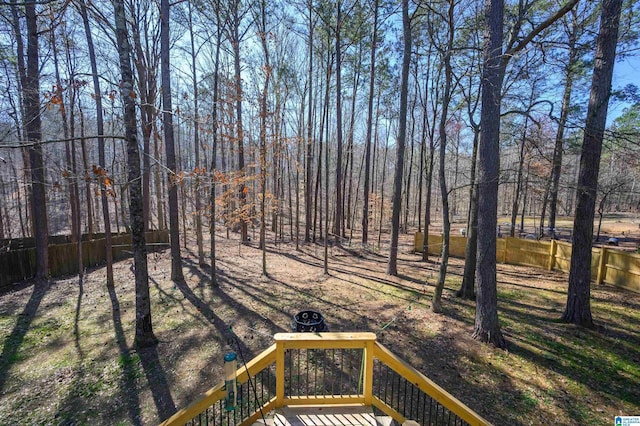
[{"left": 0, "top": 230, "right": 639, "bottom": 425}]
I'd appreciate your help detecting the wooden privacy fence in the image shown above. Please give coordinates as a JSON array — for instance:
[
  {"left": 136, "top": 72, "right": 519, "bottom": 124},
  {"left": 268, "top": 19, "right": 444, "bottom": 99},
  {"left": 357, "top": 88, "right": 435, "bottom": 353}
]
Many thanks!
[
  {"left": 414, "top": 232, "right": 640, "bottom": 294},
  {"left": 0, "top": 230, "right": 169, "bottom": 289}
]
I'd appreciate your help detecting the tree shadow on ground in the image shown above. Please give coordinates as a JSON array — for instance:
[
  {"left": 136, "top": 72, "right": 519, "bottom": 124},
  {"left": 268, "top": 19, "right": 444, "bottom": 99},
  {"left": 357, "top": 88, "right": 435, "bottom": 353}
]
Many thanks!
[
  {"left": 0, "top": 281, "right": 48, "bottom": 394},
  {"left": 264, "top": 247, "right": 430, "bottom": 300},
  {"left": 175, "top": 258, "right": 286, "bottom": 415},
  {"left": 106, "top": 283, "right": 142, "bottom": 426},
  {"left": 178, "top": 258, "right": 286, "bottom": 356},
  {"left": 74, "top": 276, "right": 85, "bottom": 359},
  {"left": 138, "top": 344, "right": 177, "bottom": 422},
  {"left": 497, "top": 300, "right": 640, "bottom": 409}
]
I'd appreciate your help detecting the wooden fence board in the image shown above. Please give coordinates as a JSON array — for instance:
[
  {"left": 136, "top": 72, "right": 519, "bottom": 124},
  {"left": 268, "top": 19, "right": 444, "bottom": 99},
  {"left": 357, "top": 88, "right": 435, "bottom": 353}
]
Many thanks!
[
  {"left": 591, "top": 249, "right": 601, "bottom": 281},
  {"left": 0, "top": 230, "right": 169, "bottom": 290},
  {"left": 607, "top": 251, "right": 640, "bottom": 275},
  {"left": 414, "top": 232, "right": 639, "bottom": 294},
  {"left": 449, "top": 236, "right": 467, "bottom": 257},
  {"left": 504, "top": 237, "right": 550, "bottom": 269}
]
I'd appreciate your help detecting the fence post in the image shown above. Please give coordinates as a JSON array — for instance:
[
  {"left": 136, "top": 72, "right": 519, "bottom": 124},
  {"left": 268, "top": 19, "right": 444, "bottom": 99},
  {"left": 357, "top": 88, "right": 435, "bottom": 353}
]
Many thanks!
[
  {"left": 548, "top": 240, "right": 557, "bottom": 271},
  {"left": 596, "top": 247, "right": 608, "bottom": 285}
]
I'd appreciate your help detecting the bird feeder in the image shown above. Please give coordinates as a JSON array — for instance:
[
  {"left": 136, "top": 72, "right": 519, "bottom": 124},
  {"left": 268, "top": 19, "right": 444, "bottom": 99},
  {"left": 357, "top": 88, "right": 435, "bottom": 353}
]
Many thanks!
[{"left": 224, "top": 352, "right": 237, "bottom": 411}]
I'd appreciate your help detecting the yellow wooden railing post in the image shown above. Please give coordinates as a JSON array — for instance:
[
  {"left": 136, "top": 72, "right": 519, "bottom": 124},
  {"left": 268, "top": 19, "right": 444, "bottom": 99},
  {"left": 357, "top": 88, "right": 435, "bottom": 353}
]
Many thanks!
[
  {"left": 276, "top": 339, "right": 285, "bottom": 407},
  {"left": 162, "top": 333, "right": 491, "bottom": 425},
  {"left": 548, "top": 239, "right": 557, "bottom": 271},
  {"left": 596, "top": 246, "right": 608, "bottom": 285},
  {"left": 363, "top": 339, "right": 375, "bottom": 405}
]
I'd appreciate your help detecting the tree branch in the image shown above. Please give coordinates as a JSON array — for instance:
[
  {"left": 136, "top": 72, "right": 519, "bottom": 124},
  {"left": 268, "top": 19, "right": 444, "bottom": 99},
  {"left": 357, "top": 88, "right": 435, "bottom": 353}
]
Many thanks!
[
  {"left": 0, "top": 135, "right": 127, "bottom": 149},
  {"left": 505, "top": 0, "right": 580, "bottom": 58}
]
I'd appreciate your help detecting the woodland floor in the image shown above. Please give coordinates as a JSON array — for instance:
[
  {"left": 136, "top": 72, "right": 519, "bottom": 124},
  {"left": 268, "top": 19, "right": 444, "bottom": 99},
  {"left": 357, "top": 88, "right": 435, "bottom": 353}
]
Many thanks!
[{"left": 0, "top": 229, "right": 639, "bottom": 425}]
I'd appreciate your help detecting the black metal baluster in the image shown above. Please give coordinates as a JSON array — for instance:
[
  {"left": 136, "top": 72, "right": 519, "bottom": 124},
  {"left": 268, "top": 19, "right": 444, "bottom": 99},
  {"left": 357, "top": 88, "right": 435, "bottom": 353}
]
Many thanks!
[
  {"left": 338, "top": 349, "right": 343, "bottom": 396},
  {"left": 322, "top": 349, "right": 327, "bottom": 396},
  {"left": 402, "top": 377, "right": 407, "bottom": 417},
  {"left": 371, "top": 360, "right": 377, "bottom": 397},
  {"left": 313, "top": 349, "right": 318, "bottom": 396},
  {"left": 350, "top": 349, "right": 354, "bottom": 394},
  {"left": 287, "top": 350, "right": 292, "bottom": 398},
  {"left": 395, "top": 372, "right": 401, "bottom": 415},
  {"left": 408, "top": 383, "right": 414, "bottom": 420},
  {"left": 238, "top": 382, "right": 243, "bottom": 421},
  {"left": 259, "top": 370, "right": 263, "bottom": 405},
  {"left": 383, "top": 364, "right": 389, "bottom": 405},
  {"left": 295, "top": 349, "right": 299, "bottom": 396},
  {"left": 305, "top": 349, "right": 311, "bottom": 396},
  {"left": 417, "top": 390, "right": 423, "bottom": 425}
]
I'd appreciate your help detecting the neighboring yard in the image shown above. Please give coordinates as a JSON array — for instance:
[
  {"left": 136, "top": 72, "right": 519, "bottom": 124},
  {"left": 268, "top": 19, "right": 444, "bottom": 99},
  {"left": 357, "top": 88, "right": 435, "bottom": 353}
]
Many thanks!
[{"left": 0, "top": 231, "right": 639, "bottom": 425}]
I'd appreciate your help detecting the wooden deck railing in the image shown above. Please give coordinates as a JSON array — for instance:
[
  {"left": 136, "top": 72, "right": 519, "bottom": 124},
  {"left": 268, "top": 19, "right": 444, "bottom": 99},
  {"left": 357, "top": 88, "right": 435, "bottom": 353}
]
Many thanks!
[{"left": 160, "top": 332, "right": 490, "bottom": 426}]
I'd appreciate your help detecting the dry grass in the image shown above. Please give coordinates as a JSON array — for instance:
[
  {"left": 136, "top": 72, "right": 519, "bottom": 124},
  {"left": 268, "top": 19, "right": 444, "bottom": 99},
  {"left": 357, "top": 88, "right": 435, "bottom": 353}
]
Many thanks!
[{"left": 0, "top": 231, "right": 639, "bottom": 425}]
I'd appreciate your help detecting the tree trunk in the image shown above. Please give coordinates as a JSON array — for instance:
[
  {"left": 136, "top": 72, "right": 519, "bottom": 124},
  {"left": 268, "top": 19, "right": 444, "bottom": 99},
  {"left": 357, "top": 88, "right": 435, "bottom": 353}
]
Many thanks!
[
  {"left": 130, "top": 5, "right": 156, "bottom": 233},
  {"left": 563, "top": 0, "right": 622, "bottom": 327},
  {"left": 403, "top": 92, "right": 416, "bottom": 234},
  {"left": 539, "top": 171, "right": 552, "bottom": 238},
  {"left": 209, "top": 8, "right": 222, "bottom": 286},
  {"left": 422, "top": 50, "right": 436, "bottom": 262},
  {"left": 73, "top": 96, "right": 85, "bottom": 277},
  {"left": 0, "top": 174, "right": 5, "bottom": 239},
  {"left": 25, "top": 1, "right": 49, "bottom": 281},
  {"left": 378, "top": 120, "right": 390, "bottom": 248},
  {"left": 161, "top": 0, "right": 184, "bottom": 281},
  {"left": 457, "top": 130, "right": 479, "bottom": 299},
  {"left": 315, "top": 50, "right": 332, "bottom": 242},
  {"left": 10, "top": 4, "right": 33, "bottom": 242},
  {"left": 510, "top": 116, "right": 529, "bottom": 237},
  {"left": 350, "top": 155, "right": 365, "bottom": 239},
  {"left": 334, "top": 1, "right": 344, "bottom": 240},
  {"left": 520, "top": 164, "right": 530, "bottom": 233},
  {"left": 78, "top": 0, "right": 113, "bottom": 286},
  {"left": 362, "top": 0, "right": 379, "bottom": 245},
  {"left": 305, "top": 7, "right": 314, "bottom": 243},
  {"left": 387, "top": 0, "right": 411, "bottom": 276},
  {"left": 50, "top": 20, "right": 79, "bottom": 250},
  {"left": 596, "top": 196, "right": 607, "bottom": 241},
  {"left": 345, "top": 45, "right": 361, "bottom": 234},
  {"left": 0, "top": 176, "right": 5, "bottom": 239},
  {"left": 188, "top": 2, "right": 205, "bottom": 267},
  {"left": 324, "top": 59, "right": 330, "bottom": 274},
  {"left": 422, "top": 132, "right": 436, "bottom": 261},
  {"left": 295, "top": 114, "right": 302, "bottom": 249},
  {"left": 231, "top": 12, "right": 248, "bottom": 243},
  {"left": 113, "top": 0, "right": 157, "bottom": 348},
  {"left": 417, "top": 116, "right": 425, "bottom": 233},
  {"left": 153, "top": 128, "right": 165, "bottom": 230},
  {"left": 432, "top": 0, "right": 455, "bottom": 313},
  {"left": 473, "top": 0, "right": 506, "bottom": 349},
  {"left": 549, "top": 12, "right": 579, "bottom": 238},
  {"left": 79, "top": 109, "right": 94, "bottom": 239},
  {"left": 258, "top": 0, "right": 271, "bottom": 276}
]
